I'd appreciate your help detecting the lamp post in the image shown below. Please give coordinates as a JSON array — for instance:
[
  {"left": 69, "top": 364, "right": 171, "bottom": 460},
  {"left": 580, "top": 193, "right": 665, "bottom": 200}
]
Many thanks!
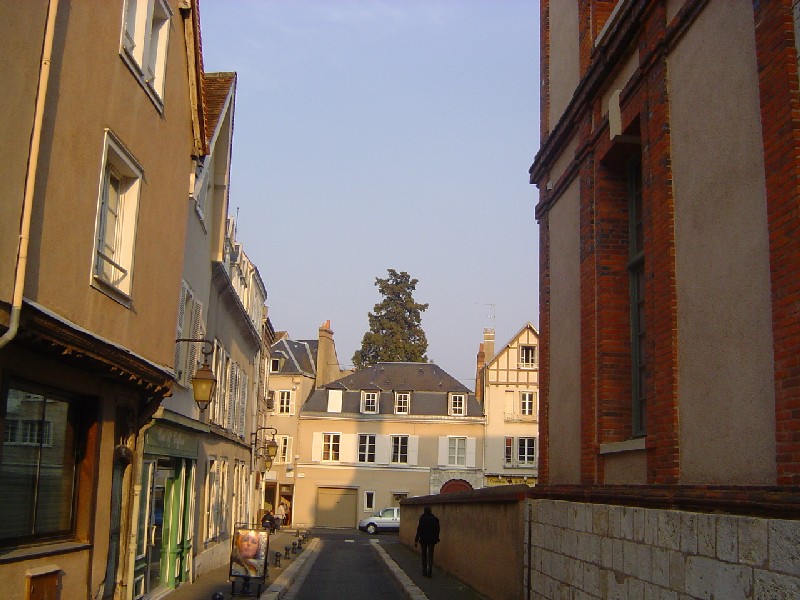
[
  {"left": 252, "top": 426, "right": 279, "bottom": 470},
  {"left": 175, "top": 338, "right": 217, "bottom": 412}
]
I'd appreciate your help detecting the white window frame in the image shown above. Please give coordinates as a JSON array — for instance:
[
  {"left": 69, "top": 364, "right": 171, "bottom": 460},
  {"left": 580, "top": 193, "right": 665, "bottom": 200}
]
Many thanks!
[
  {"left": 448, "top": 436, "right": 467, "bottom": 467},
  {"left": 448, "top": 393, "right": 466, "bottom": 416},
  {"left": 518, "top": 437, "right": 537, "bottom": 465},
  {"left": 92, "top": 130, "right": 142, "bottom": 302},
  {"left": 358, "top": 434, "right": 376, "bottom": 463},
  {"left": 121, "top": 0, "right": 173, "bottom": 105},
  {"left": 277, "top": 436, "right": 292, "bottom": 464},
  {"left": 520, "top": 391, "right": 537, "bottom": 417},
  {"left": 390, "top": 435, "right": 409, "bottom": 464},
  {"left": 364, "top": 491, "right": 375, "bottom": 512},
  {"left": 519, "top": 345, "right": 537, "bottom": 369},
  {"left": 270, "top": 358, "right": 281, "bottom": 373},
  {"left": 394, "top": 392, "right": 410, "bottom": 415},
  {"left": 277, "top": 390, "right": 294, "bottom": 415},
  {"left": 322, "top": 433, "right": 340, "bottom": 462},
  {"left": 361, "top": 391, "right": 379, "bottom": 414}
]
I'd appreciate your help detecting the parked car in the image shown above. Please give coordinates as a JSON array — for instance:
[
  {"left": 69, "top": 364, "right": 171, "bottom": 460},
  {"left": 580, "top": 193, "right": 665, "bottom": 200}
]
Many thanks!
[{"left": 358, "top": 507, "right": 400, "bottom": 534}]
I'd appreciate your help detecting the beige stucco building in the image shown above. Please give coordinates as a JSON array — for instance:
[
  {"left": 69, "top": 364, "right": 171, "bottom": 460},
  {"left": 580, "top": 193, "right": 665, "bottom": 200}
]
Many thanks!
[
  {"left": 476, "top": 325, "right": 540, "bottom": 486},
  {"left": 292, "top": 363, "right": 485, "bottom": 530},
  {"left": 0, "top": 1, "right": 204, "bottom": 598},
  {"left": 263, "top": 322, "right": 348, "bottom": 527}
]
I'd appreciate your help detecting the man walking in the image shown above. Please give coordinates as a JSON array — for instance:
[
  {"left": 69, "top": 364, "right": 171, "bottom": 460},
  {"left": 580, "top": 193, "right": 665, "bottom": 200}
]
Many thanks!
[{"left": 414, "top": 506, "right": 440, "bottom": 577}]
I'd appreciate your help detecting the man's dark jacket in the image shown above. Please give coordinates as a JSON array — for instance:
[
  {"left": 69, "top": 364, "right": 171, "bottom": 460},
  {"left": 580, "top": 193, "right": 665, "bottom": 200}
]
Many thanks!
[{"left": 415, "top": 511, "right": 440, "bottom": 544}]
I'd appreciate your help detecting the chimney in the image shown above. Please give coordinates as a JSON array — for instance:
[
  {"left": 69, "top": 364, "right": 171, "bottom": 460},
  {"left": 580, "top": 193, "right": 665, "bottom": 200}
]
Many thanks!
[
  {"left": 315, "top": 320, "right": 339, "bottom": 388},
  {"left": 483, "top": 328, "right": 495, "bottom": 361},
  {"left": 475, "top": 342, "right": 486, "bottom": 404}
]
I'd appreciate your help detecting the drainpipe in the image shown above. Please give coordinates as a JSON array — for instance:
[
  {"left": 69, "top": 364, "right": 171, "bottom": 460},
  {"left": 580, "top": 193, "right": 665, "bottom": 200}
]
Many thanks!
[{"left": 0, "top": 0, "right": 59, "bottom": 350}]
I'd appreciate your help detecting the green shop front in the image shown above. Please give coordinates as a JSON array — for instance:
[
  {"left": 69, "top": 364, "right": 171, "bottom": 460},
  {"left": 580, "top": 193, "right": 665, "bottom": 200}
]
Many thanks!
[{"left": 134, "top": 409, "right": 208, "bottom": 599}]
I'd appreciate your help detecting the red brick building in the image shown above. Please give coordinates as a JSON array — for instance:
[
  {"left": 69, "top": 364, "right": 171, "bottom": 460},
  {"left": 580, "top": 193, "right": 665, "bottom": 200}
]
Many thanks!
[{"left": 531, "top": 0, "right": 800, "bottom": 489}]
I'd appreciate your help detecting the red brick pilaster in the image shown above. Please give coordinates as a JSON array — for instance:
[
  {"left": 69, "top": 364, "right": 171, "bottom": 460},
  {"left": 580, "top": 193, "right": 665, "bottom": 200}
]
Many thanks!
[
  {"left": 753, "top": 0, "right": 800, "bottom": 485},
  {"left": 540, "top": 0, "right": 550, "bottom": 143},
  {"left": 579, "top": 150, "right": 600, "bottom": 484},
  {"left": 538, "top": 213, "right": 551, "bottom": 484}
]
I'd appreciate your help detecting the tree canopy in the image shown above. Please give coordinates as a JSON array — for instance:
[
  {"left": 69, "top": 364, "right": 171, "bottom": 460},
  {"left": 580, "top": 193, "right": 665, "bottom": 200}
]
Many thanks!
[{"left": 352, "top": 269, "right": 429, "bottom": 369}]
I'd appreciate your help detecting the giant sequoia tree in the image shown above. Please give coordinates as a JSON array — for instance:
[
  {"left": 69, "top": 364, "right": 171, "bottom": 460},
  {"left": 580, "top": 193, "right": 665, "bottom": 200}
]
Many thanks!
[{"left": 352, "top": 269, "right": 429, "bottom": 369}]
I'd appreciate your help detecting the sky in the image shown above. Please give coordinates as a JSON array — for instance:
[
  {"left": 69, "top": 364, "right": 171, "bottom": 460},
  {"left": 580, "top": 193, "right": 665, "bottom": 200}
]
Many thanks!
[{"left": 199, "top": 1, "right": 540, "bottom": 388}]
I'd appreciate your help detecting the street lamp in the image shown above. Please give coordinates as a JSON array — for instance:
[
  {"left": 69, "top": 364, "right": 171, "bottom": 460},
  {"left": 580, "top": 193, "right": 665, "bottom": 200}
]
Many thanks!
[
  {"left": 176, "top": 338, "right": 217, "bottom": 412},
  {"left": 253, "top": 426, "right": 279, "bottom": 470}
]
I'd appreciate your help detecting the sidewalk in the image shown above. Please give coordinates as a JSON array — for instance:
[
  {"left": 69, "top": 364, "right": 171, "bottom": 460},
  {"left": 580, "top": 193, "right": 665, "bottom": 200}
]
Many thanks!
[
  {"left": 373, "top": 537, "right": 487, "bottom": 600},
  {"left": 159, "top": 529, "right": 309, "bottom": 600}
]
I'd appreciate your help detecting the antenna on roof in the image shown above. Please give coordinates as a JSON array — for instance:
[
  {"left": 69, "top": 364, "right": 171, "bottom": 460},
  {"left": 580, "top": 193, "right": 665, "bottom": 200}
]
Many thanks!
[{"left": 476, "top": 302, "right": 496, "bottom": 330}]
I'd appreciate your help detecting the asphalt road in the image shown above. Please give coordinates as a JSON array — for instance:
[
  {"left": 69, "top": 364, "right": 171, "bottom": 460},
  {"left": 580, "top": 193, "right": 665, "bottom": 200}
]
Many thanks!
[{"left": 284, "top": 530, "right": 408, "bottom": 600}]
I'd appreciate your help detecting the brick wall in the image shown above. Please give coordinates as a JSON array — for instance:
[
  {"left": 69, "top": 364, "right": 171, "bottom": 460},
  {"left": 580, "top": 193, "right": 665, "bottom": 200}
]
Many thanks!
[{"left": 754, "top": 0, "right": 800, "bottom": 486}]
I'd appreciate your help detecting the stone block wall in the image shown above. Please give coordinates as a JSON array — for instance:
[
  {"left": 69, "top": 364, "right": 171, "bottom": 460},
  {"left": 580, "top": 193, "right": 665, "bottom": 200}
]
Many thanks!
[{"left": 528, "top": 499, "right": 800, "bottom": 599}]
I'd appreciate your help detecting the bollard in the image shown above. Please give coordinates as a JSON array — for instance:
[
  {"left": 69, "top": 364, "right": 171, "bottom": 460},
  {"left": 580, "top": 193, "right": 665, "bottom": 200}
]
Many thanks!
[
  {"left": 284, "top": 545, "right": 291, "bottom": 559},
  {"left": 274, "top": 551, "right": 282, "bottom": 567},
  {"left": 212, "top": 593, "right": 225, "bottom": 600},
  {"left": 292, "top": 541, "right": 298, "bottom": 554},
  {"left": 297, "top": 538, "right": 303, "bottom": 551}
]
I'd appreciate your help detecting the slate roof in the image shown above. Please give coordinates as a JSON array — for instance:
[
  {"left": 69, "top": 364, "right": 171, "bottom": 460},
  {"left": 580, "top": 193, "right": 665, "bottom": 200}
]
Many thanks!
[
  {"left": 302, "top": 362, "right": 481, "bottom": 417},
  {"left": 270, "top": 339, "right": 316, "bottom": 377}
]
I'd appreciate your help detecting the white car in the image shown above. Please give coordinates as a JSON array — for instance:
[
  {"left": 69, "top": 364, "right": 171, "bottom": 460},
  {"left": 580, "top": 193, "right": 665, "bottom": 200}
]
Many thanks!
[{"left": 358, "top": 507, "right": 400, "bottom": 534}]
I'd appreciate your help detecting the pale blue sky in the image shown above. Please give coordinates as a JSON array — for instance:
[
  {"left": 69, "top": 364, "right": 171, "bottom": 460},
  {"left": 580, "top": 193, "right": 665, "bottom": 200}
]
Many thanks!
[{"left": 199, "top": 0, "right": 540, "bottom": 388}]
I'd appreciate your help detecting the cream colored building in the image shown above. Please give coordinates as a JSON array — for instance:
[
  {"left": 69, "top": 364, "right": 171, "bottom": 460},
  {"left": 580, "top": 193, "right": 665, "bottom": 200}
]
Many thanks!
[
  {"left": 476, "top": 325, "right": 539, "bottom": 486},
  {"left": 292, "top": 363, "right": 485, "bottom": 530},
  {"left": 264, "top": 321, "right": 348, "bottom": 527},
  {"left": 0, "top": 1, "right": 205, "bottom": 598}
]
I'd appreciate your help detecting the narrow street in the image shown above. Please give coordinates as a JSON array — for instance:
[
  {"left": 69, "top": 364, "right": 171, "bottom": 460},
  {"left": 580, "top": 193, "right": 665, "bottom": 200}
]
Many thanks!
[{"left": 284, "top": 531, "right": 407, "bottom": 600}]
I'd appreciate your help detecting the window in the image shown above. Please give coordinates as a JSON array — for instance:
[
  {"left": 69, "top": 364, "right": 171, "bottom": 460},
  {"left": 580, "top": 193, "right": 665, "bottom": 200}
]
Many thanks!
[
  {"left": 93, "top": 131, "right": 142, "bottom": 300},
  {"left": 391, "top": 435, "right": 408, "bottom": 464},
  {"left": 628, "top": 156, "right": 646, "bottom": 436},
  {"left": 504, "top": 437, "right": 513, "bottom": 465},
  {"left": 121, "top": 0, "right": 172, "bottom": 101},
  {"left": 448, "top": 437, "right": 467, "bottom": 467},
  {"left": 521, "top": 391, "right": 537, "bottom": 417},
  {"left": 277, "top": 436, "right": 292, "bottom": 464},
  {"left": 174, "top": 282, "right": 204, "bottom": 387},
  {"left": 322, "top": 433, "right": 340, "bottom": 461},
  {"left": 394, "top": 392, "right": 410, "bottom": 415},
  {"left": 0, "top": 384, "right": 78, "bottom": 542},
  {"left": 277, "top": 391, "right": 294, "bottom": 415},
  {"left": 519, "top": 345, "right": 537, "bottom": 368},
  {"left": 364, "top": 491, "right": 375, "bottom": 511},
  {"left": 361, "top": 391, "right": 379, "bottom": 414},
  {"left": 358, "top": 434, "right": 376, "bottom": 463},
  {"left": 518, "top": 438, "right": 537, "bottom": 465},
  {"left": 270, "top": 358, "right": 281, "bottom": 373},
  {"left": 449, "top": 393, "right": 466, "bottom": 416}
]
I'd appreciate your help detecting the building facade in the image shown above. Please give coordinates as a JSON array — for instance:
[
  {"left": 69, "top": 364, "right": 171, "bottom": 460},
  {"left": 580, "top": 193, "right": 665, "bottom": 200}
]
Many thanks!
[
  {"left": 264, "top": 321, "right": 348, "bottom": 527},
  {"left": 476, "top": 325, "right": 540, "bottom": 486},
  {"left": 0, "top": 1, "right": 202, "bottom": 598},
  {"left": 526, "top": 1, "right": 800, "bottom": 597},
  {"left": 294, "top": 363, "right": 485, "bottom": 530}
]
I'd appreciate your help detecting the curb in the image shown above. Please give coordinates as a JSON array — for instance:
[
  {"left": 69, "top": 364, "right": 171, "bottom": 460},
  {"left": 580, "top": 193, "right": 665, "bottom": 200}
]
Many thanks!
[
  {"left": 260, "top": 537, "right": 322, "bottom": 600},
  {"left": 370, "top": 539, "right": 428, "bottom": 600}
]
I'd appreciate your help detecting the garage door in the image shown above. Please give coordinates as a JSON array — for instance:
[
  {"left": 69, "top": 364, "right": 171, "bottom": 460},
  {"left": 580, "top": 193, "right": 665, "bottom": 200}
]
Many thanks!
[{"left": 316, "top": 488, "right": 357, "bottom": 528}]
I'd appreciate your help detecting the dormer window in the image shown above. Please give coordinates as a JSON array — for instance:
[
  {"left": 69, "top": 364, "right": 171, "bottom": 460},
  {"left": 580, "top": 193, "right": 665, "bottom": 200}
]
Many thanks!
[
  {"left": 361, "top": 391, "right": 379, "bottom": 414},
  {"left": 519, "top": 345, "right": 537, "bottom": 369},
  {"left": 270, "top": 358, "right": 281, "bottom": 373},
  {"left": 394, "top": 392, "right": 411, "bottom": 415},
  {"left": 449, "top": 393, "right": 466, "bottom": 416}
]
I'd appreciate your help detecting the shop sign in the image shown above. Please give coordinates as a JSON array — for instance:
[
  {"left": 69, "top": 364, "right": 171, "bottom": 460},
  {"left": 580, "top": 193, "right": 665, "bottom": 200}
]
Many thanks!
[{"left": 145, "top": 424, "right": 199, "bottom": 458}]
